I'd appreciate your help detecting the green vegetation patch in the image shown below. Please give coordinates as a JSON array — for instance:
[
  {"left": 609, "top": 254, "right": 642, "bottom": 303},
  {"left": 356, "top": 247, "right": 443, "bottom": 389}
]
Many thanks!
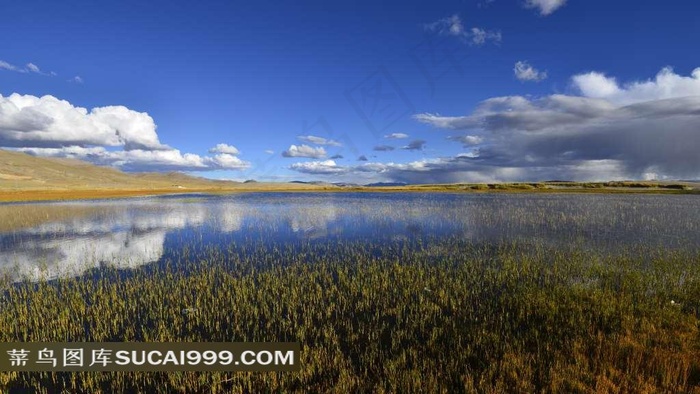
[{"left": 0, "top": 241, "right": 698, "bottom": 392}]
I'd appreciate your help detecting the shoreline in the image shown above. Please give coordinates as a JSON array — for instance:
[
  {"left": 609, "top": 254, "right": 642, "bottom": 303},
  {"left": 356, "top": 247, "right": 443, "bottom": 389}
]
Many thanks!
[{"left": 0, "top": 185, "right": 696, "bottom": 203}]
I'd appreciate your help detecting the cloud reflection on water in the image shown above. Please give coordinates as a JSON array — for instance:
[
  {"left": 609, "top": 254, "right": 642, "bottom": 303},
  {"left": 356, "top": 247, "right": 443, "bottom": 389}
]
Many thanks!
[
  {"left": 0, "top": 193, "right": 698, "bottom": 281},
  {"left": 0, "top": 197, "right": 353, "bottom": 280}
]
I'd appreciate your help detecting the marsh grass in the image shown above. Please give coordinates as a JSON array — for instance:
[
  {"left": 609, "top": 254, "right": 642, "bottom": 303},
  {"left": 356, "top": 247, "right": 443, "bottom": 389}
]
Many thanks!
[{"left": 0, "top": 239, "right": 698, "bottom": 393}]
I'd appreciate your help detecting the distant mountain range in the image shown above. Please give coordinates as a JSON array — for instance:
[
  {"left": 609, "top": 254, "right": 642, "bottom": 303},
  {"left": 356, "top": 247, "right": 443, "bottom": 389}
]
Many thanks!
[
  {"left": 1, "top": 149, "right": 696, "bottom": 203},
  {"left": 290, "top": 180, "right": 409, "bottom": 187},
  {"left": 364, "top": 182, "right": 408, "bottom": 187}
]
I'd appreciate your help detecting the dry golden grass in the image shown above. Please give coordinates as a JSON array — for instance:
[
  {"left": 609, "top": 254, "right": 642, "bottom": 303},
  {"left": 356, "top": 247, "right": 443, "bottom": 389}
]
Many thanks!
[
  {"left": 0, "top": 149, "right": 337, "bottom": 202},
  {"left": 0, "top": 204, "right": 105, "bottom": 232},
  {"left": 1, "top": 149, "right": 697, "bottom": 203},
  {"left": 0, "top": 241, "right": 698, "bottom": 392}
]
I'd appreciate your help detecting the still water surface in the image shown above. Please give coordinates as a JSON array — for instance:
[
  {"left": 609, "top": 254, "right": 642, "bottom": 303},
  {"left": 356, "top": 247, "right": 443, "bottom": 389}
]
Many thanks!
[{"left": 0, "top": 193, "right": 698, "bottom": 281}]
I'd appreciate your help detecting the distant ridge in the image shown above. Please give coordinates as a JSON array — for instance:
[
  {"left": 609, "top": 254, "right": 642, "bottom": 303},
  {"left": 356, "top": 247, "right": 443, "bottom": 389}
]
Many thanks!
[
  {"left": 290, "top": 181, "right": 409, "bottom": 187},
  {"left": 0, "top": 149, "right": 233, "bottom": 191},
  {"left": 0, "top": 149, "right": 325, "bottom": 195},
  {"left": 365, "top": 182, "right": 408, "bottom": 187},
  {"left": 1, "top": 149, "right": 696, "bottom": 203},
  {"left": 290, "top": 180, "right": 344, "bottom": 186}
]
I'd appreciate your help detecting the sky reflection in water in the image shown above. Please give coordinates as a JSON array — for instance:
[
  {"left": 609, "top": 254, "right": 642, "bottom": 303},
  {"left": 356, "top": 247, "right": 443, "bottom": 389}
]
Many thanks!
[{"left": 0, "top": 193, "right": 698, "bottom": 281}]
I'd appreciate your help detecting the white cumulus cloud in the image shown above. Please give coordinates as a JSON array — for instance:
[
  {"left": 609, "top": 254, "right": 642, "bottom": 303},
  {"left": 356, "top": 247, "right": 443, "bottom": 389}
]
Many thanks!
[
  {"left": 1, "top": 93, "right": 250, "bottom": 172},
  {"left": 209, "top": 143, "right": 240, "bottom": 155},
  {"left": 281, "top": 144, "right": 327, "bottom": 159},
  {"left": 572, "top": 66, "right": 700, "bottom": 105},
  {"left": 290, "top": 160, "right": 346, "bottom": 174},
  {"left": 297, "top": 135, "right": 342, "bottom": 146},
  {"left": 208, "top": 153, "right": 249, "bottom": 170},
  {"left": 0, "top": 93, "right": 166, "bottom": 150}
]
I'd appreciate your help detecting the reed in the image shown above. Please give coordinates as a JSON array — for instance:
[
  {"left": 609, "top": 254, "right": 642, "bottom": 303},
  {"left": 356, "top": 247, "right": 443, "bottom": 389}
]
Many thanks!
[{"left": 0, "top": 239, "right": 698, "bottom": 392}]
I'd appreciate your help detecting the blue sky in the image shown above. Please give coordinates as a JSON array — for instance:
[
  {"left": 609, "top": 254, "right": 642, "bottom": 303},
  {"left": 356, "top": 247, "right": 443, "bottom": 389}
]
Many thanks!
[{"left": 1, "top": 0, "right": 699, "bottom": 183}]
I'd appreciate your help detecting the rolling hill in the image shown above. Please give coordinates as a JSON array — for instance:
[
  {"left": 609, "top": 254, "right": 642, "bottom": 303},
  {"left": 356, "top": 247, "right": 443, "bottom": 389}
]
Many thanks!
[
  {"left": 0, "top": 149, "right": 331, "bottom": 201},
  {"left": 0, "top": 149, "right": 233, "bottom": 191},
  {"left": 1, "top": 149, "right": 696, "bottom": 203}
]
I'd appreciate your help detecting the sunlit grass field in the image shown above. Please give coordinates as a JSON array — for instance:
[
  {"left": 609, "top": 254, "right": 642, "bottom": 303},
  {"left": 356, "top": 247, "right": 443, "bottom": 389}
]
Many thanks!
[{"left": 1, "top": 238, "right": 698, "bottom": 393}]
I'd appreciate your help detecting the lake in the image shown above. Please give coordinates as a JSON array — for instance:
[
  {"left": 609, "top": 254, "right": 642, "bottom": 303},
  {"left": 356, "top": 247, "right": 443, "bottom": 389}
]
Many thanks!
[{"left": 1, "top": 192, "right": 698, "bottom": 281}]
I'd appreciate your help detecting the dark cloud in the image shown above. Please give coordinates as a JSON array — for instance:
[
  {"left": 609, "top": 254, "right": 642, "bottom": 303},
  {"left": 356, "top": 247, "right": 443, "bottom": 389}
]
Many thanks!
[
  {"left": 417, "top": 95, "right": 700, "bottom": 179},
  {"left": 402, "top": 140, "right": 426, "bottom": 151},
  {"left": 292, "top": 68, "right": 700, "bottom": 183},
  {"left": 447, "top": 135, "right": 483, "bottom": 147},
  {"left": 373, "top": 145, "right": 395, "bottom": 152},
  {"left": 412, "top": 67, "right": 700, "bottom": 180}
]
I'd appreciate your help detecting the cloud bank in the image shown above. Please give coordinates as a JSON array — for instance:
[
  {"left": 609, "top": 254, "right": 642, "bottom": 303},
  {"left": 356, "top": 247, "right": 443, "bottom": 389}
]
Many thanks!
[
  {"left": 291, "top": 67, "right": 700, "bottom": 183},
  {"left": 412, "top": 67, "right": 700, "bottom": 181},
  {"left": 0, "top": 93, "right": 250, "bottom": 172},
  {"left": 16, "top": 145, "right": 250, "bottom": 172}
]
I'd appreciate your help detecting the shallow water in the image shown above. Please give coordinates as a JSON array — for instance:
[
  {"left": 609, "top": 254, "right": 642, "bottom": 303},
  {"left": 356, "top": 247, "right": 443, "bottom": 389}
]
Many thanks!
[{"left": 0, "top": 192, "right": 698, "bottom": 281}]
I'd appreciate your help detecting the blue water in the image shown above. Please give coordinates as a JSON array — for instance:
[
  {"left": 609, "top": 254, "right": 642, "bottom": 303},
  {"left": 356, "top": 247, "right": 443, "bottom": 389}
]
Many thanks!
[{"left": 0, "top": 192, "right": 698, "bottom": 281}]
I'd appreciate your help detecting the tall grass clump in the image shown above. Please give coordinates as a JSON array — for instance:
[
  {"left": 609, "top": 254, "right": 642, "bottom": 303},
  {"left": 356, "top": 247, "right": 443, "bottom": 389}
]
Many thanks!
[{"left": 0, "top": 239, "right": 698, "bottom": 393}]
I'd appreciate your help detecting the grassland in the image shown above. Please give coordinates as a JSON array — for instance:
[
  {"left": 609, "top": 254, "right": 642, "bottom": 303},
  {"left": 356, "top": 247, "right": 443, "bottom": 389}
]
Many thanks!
[
  {"left": 341, "top": 181, "right": 698, "bottom": 194},
  {"left": 0, "top": 240, "right": 698, "bottom": 393},
  {"left": 2, "top": 149, "right": 699, "bottom": 392},
  {"left": 1, "top": 149, "right": 697, "bottom": 203},
  {"left": 0, "top": 149, "right": 332, "bottom": 202}
]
